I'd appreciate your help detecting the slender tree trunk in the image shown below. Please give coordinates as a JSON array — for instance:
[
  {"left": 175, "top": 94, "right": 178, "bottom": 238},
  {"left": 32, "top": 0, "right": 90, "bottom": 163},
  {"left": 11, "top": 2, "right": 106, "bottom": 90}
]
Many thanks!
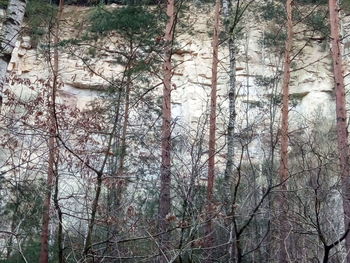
[
  {"left": 38, "top": 63, "right": 57, "bottom": 263},
  {"left": 84, "top": 92, "right": 122, "bottom": 257},
  {"left": 117, "top": 84, "right": 130, "bottom": 175},
  {"left": 222, "top": 0, "right": 238, "bottom": 260},
  {"left": 83, "top": 171, "right": 103, "bottom": 255},
  {"left": 323, "top": 246, "right": 330, "bottom": 263},
  {"left": 328, "top": 0, "right": 350, "bottom": 261},
  {"left": 54, "top": 167, "right": 64, "bottom": 263},
  {"left": 205, "top": 0, "right": 220, "bottom": 262},
  {"left": 278, "top": 1, "right": 293, "bottom": 262},
  {"left": 0, "top": 0, "right": 27, "bottom": 109},
  {"left": 223, "top": 3, "right": 237, "bottom": 205},
  {"left": 39, "top": 1, "right": 64, "bottom": 262},
  {"left": 115, "top": 73, "right": 131, "bottom": 205},
  {"left": 104, "top": 74, "right": 131, "bottom": 257},
  {"left": 104, "top": 46, "right": 134, "bottom": 256},
  {"left": 53, "top": 2, "right": 64, "bottom": 262},
  {"left": 84, "top": 86, "right": 123, "bottom": 257},
  {"left": 158, "top": 1, "right": 176, "bottom": 261}
]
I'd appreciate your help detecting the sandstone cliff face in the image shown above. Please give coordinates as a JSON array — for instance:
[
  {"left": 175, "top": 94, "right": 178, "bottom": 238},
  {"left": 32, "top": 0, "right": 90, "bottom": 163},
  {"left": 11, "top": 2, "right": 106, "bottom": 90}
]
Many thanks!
[{"left": 4, "top": 4, "right": 346, "bottom": 150}]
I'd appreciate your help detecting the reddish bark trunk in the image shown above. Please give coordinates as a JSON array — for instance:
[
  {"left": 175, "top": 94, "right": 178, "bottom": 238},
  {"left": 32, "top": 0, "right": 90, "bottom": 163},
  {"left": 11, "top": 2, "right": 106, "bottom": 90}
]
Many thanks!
[
  {"left": 205, "top": 0, "right": 220, "bottom": 261},
  {"left": 328, "top": 0, "right": 350, "bottom": 261},
  {"left": 278, "top": 0, "right": 293, "bottom": 262},
  {"left": 38, "top": 43, "right": 56, "bottom": 263},
  {"left": 39, "top": 1, "right": 64, "bottom": 262},
  {"left": 159, "top": 0, "right": 176, "bottom": 261}
]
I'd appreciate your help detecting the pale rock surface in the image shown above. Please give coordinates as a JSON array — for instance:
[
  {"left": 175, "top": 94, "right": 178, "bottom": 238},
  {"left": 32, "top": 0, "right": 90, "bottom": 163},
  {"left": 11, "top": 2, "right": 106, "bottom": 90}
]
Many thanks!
[{"left": 4, "top": 5, "right": 346, "bottom": 137}]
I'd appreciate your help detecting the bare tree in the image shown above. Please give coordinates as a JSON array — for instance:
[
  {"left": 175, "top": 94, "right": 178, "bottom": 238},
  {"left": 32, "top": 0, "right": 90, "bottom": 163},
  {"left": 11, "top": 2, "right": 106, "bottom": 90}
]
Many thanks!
[{"left": 39, "top": 1, "right": 64, "bottom": 262}]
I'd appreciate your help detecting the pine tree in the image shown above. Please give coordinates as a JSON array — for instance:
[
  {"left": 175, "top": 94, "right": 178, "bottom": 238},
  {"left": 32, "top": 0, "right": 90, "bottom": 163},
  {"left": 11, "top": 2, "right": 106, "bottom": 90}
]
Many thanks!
[
  {"left": 277, "top": 0, "right": 293, "bottom": 262},
  {"left": 159, "top": 0, "right": 176, "bottom": 261},
  {"left": 328, "top": 0, "right": 350, "bottom": 261},
  {"left": 205, "top": 0, "right": 220, "bottom": 261}
]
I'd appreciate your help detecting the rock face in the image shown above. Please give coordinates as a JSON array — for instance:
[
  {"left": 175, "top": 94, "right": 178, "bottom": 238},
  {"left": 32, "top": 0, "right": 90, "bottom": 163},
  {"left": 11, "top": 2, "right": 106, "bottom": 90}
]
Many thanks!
[
  {"left": 5, "top": 5, "right": 343, "bottom": 136},
  {"left": 1, "top": 4, "right": 348, "bottom": 257}
]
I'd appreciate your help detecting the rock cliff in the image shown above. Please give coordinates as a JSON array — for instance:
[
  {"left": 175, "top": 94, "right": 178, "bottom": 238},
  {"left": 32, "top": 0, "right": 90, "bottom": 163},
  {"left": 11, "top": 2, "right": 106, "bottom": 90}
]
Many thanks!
[{"left": 6, "top": 5, "right": 341, "bottom": 128}]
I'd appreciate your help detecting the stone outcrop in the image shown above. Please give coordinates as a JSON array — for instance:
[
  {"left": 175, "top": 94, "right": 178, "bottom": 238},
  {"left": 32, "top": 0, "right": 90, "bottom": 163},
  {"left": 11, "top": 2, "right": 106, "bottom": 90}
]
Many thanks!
[{"left": 5, "top": 4, "right": 344, "bottom": 132}]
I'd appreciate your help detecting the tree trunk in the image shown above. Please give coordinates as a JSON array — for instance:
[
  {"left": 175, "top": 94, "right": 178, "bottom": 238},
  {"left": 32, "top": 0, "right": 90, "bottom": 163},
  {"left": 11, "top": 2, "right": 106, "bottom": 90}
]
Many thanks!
[
  {"left": 84, "top": 85, "right": 124, "bottom": 257},
  {"left": 39, "top": 1, "right": 64, "bottom": 262},
  {"left": 54, "top": 167, "right": 64, "bottom": 263},
  {"left": 159, "top": 0, "right": 176, "bottom": 261},
  {"left": 83, "top": 171, "right": 103, "bottom": 256},
  {"left": 52, "top": 5, "right": 65, "bottom": 260},
  {"left": 223, "top": 0, "right": 237, "bottom": 205},
  {"left": 278, "top": 1, "right": 293, "bottom": 262},
  {"left": 115, "top": 72, "right": 131, "bottom": 208},
  {"left": 205, "top": 0, "right": 220, "bottom": 262},
  {"left": 222, "top": 0, "right": 238, "bottom": 260},
  {"left": 0, "top": 0, "right": 27, "bottom": 109},
  {"left": 328, "top": 0, "right": 350, "bottom": 261},
  {"left": 38, "top": 68, "right": 57, "bottom": 263}
]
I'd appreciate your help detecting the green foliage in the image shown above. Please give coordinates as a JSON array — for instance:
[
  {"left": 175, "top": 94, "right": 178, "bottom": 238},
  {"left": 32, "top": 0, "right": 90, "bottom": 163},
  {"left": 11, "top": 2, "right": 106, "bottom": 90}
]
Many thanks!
[
  {"left": 259, "top": 30, "right": 286, "bottom": 53},
  {"left": 294, "top": 8, "right": 329, "bottom": 38},
  {"left": 2, "top": 180, "right": 44, "bottom": 234},
  {"left": 0, "top": 0, "right": 7, "bottom": 9},
  {"left": 290, "top": 92, "right": 309, "bottom": 100},
  {"left": 89, "top": 5, "right": 158, "bottom": 40},
  {"left": 0, "top": 179, "right": 45, "bottom": 262},
  {"left": 255, "top": 75, "right": 278, "bottom": 88},
  {"left": 271, "top": 94, "right": 282, "bottom": 105},
  {"left": 2, "top": 240, "right": 41, "bottom": 263},
  {"left": 259, "top": 0, "right": 329, "bottom": 54},
  {"left": 63, "top": 0, "right": 99, "bottom": 5},
  {"left": 260, "top": 1, "right": 286, "bottom": 24},
  {"left": 87, "top": 46, "right": 97, "bottom": 57},
  {"left": 259, "top": 2, "right": 287, "bottom": 53},
  {"left": 88, "top": 4, "right": 161, "bottom": 87},
  {"left": 25, "top": 0, "right": 57, "bottom": 46},
  {"left": 342, "top": 0, "right": 350, "bottom": 14},
  {"left": 138, "top": 183, "right": 158, "bottom": 218}
]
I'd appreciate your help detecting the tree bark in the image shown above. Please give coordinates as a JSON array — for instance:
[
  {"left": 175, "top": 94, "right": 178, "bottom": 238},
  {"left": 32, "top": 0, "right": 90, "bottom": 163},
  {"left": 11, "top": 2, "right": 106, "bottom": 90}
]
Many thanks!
[
  {"left": 159, "top": 0, "right": 176, "bottom": 261},
  {"left": 223, "top": 0, "right": 237, "bottom": 204},
  {"left": 328, "top": 0, "right": 350, "bottom": 261},
  {"left": 117, "top": 82, "right": 130, "bottom": 178},
  {"left": 54, "top": 166, "right": 64, "bottom": 263},
  {"left": 205, "top": 0, "right": 220, "bottom": 262},
  {"left": 0, "top": 0, "right": 27, "bottom": 109},
  {"left": 222, "top": 1, "right": 238, "bottom": 259},
  {"left": 278, "top": 0, "right": 293, "bottom": 262},
  {"left": 38, "top": 48, "right": 57, "bottom": 263},
  {"left": 39, "top": 1, "right": 64, "bottom": 262},
  {"left": 115, "top": 68, "right": 132, "bottom": 208}
]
